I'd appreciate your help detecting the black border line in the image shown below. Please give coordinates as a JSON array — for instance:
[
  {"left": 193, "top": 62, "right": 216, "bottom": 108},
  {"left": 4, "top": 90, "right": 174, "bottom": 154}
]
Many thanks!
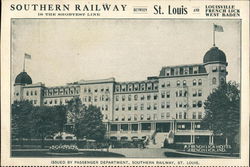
[{"left": 9, "top": 18, "right": 242, "bottom": 160}]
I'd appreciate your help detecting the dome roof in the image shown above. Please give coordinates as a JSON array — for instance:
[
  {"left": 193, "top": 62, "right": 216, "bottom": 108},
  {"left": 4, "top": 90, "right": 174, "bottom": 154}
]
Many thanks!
[
  {"left": 15, "top": 72, "right": 32, "bottom": 85},
  {"left": 203, "top": 47, "right": 226, "bottom": 64}
]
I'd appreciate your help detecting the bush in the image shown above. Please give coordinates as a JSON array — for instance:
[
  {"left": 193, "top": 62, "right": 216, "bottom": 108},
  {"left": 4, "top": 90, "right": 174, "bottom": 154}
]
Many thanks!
[{"left": 49, "top": 144, "right": 78, "bottom": 153}]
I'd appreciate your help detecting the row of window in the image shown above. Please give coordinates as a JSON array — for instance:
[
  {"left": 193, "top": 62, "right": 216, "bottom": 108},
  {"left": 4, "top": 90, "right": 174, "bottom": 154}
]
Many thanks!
[
  {"left": 83, "top": 87, "right": 110, "bottom": 93},
  {"left": 44, "top": 87, "right": 79, "bottom": 96},
  {"left": 25, "top": 90, "right": 38, "bottom": 96},
  {"left": 115, "top": 103, "right": 160, "bottom": 111},
  {"left": 110, "top": 111, "right": 203, "bottom": 122},
  {"left": 164, "top": 66, "right": 200, "bottom": 77},
  {"left": 82, "top": 95, "right": 110, "bottom": 102},
  {"left": 115, "top": 82, "right": 158, "bottom": 92},
  {"left": 44, "top": 99, "right": 70, "bottom": 105},
  {"left": 176, "top": 79, "right": 202, "bottom": 87}
]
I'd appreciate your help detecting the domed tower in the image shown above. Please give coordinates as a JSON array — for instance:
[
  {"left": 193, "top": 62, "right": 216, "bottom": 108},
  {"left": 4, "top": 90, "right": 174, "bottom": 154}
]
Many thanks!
[
  {"left": 13, "top": 71, "right": 32, "bottom": 101},
  {"left": 203, "top": 46, "right": 228, "bottom": 91}
]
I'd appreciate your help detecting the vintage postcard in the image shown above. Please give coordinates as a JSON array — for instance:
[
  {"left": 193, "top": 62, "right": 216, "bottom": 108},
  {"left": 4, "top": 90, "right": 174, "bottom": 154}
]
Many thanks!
[{"left": 1, "top": 0, "right": 249, "bottom": 166}]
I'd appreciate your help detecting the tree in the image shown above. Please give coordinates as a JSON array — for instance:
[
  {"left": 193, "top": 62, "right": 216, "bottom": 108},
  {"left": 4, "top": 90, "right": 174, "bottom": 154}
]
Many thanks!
[
  {"left": 11, "top": 100, "right": 34, "bottom": 147},
  {"left": 30, "top": 105, "right": 67, "bottom": 148},
  {"left": 202, "top": 81, "right": 240, "bottom": 152},
  {"left": 66, "top": 97, "right": 106, "bottom": 141},
  {"left": 75, "top": 105, "right": 106, "bottom": 141}
]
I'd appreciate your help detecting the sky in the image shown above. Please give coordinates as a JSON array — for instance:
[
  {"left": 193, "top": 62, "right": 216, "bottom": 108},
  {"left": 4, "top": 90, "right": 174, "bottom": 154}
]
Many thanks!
[{"left": 12, "top": 19, "right": 241, "bottom": 86}]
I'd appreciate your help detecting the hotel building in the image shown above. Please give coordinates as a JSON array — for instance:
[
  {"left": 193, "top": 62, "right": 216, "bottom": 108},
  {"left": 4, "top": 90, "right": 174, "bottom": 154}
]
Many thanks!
[{"left": 12, "top": 46, "right": 228, "bottom": 147}]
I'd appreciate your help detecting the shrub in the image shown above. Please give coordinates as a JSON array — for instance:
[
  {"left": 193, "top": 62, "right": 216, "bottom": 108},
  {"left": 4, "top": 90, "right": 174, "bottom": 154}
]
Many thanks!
[{"left": 49, "top": 144, "right": 78, "bottom": 153}]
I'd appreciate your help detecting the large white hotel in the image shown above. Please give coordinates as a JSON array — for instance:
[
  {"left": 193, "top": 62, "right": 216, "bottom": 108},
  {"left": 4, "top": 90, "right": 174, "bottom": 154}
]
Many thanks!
[{"left": 13, "top": 46, "right": 228, "bottom": 147}]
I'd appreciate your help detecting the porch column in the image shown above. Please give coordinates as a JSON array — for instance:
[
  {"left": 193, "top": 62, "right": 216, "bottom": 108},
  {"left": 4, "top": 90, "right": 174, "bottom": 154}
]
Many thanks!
[
  {"left": 225, "top": 137, "right": 228, "bottom": 145},
  {"left": 138, "top": 123, "right": 141, "bottom": 131}
]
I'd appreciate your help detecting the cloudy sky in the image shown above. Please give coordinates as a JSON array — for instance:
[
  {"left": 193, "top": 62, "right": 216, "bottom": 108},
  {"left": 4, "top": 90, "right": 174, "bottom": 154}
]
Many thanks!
[{"left": 12, "top": 19, "right": 241, "bottom": 86}]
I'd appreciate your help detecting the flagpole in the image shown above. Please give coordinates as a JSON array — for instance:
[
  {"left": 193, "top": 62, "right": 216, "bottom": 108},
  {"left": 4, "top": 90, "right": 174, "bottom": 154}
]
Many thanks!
[
  {"left": 23, "top": 55, "right": 25, "bottom": 72},
  {"left": 213, "top": 24, "right": 215, "bottom": 47}
]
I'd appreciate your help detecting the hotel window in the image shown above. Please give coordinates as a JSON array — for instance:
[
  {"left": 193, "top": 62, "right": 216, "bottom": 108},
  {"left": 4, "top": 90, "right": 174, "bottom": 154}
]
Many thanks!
[
  {"left": 193, "top": 66, "right": 198, "bottom": 74},
  {"left": 105, "top": 115, "right": 108, "bottom": 120},
  {"left": 16, "top": 92, "right": 19, "bottom": 96},
  {"left": 54, "top": 99, "right": 57, "bottom": 104},
  {"left": 26, "top": 91, "right": 29, "bottom": 96},
  {"left": 184, "top": 67, "right": 189, "bottom": 74},
  {"left": 161, "top": 83, "right": 165, "bottom": 88},
  {"left": 141, "top": 95, "right": 145, "bottom": 100},
  {"left": 161, "top": 113, "right": 165, "bottom": 119},
  {"left": 94, "top": 88, "right": 98, "bottom": 93},
  {"left": 212, "top": 77, "right": 217, "bottom": 85},
  {"left": 128, "top": 84, "right": 133, "bottom": 91},
  {"left": 128, "top": 115, "right": 132, "bottom": 121},
  {"left": 166, "top": 81, "right": 170, "bottom": 87},
  {"left": 84, "top": 88, "right": 87, "bottom": 93},
  {"left": 115, "top": 86, "right": 120, "bottom": 92},
  {"left": 105, "top": 105, "right": 108, "bottom": 111},
  {"left": 147, "top": 83, "right": 152, "bottom": 90},
  {"left": 121, "top": 85, "right": 126, "bottom": 92},
  {"left": 94, "top": 96, "right": 98, "bottom": 102},
  {"left": 161, "top": 102, "right": 165, "bottom": 109},
  {"left": 153, "top": 94, "right": 158, "bottom": 100},
  {"left": 128, "top": 104, "right": 132, "bottom": 111},
  {"left": 212, "top": 66, "right": 217, "bottom": 72},
  {"left": 128, "top": 95, "right": 131, "bottom": 101},
  {"left": 176, "top": 102, "right": 178, "bottom": 108},
  {"left": 179, "top": 102, "right": 183, "bottom": 108},
  {"left": 134, "top": 95, "right": 138, "bottom": 101},
  {"left": 177, "top": 80, "right": 180, "bottom": 86},
  {"left": 140, "top": 104, "right": 144, "bottom": 110},
  {"left": 184, "top": 90, "right": 188, "bottom": 97},
  {"left": 106, "top": 95, "right": 109, "bottom": 101},
  {"left": 166, "top": 112, "right": 170, "bottom": 118},
  {"left": 193, "top": 79, "right": 197, "bottom": 86},
  {"left": 193, "top": 90, "right": 197, "bottom": 97},
  {"left": 175, "top": 68, "right": 179, "bottom": 75},
  {"left": 220, "top": 66, "right": 226, "bottom": 72},
  {"left": 34, "top": 91, "right": 37, "bottom": 95},
  {"left": 88, "top": 88, "right": 91, "bottom": 93},
  {"left": 198, "top": 90, "right": 202, "bottom": 96},
  {"left": 121, "top": 115, "right": 125, "bottom": 121},
  {"left": 161, "top": 92, "right": 165, "bottom": 98},
  {"left": 134, "top": 84, "right": 139, "bottom": 91},
  {"left": 193, "top": 101, "right": 197, "bottom": 108},
  {"left": 147, "top": 94, "right": 151, "bottom": 100},
  {"left": 115, "top": 106, "right": 119, "bottom": 111},
  {"left": 106, "top": 88, "right": 109, "bottom": 92},
  {"left": 147, "top": 104, "right": 151, "bottom": 110},
  {"left": 197, "top": 101, "right": 202, "bottom": 108},
  {"left": 132, "top": 124, "right": 138, "bottom": 131},
  {"left": 115, "top": 116, "right": 119, "bottom": 121},
  {"left": 88, "top": 96, "right": 92, "bottom": 102},
  {"left": 134, "top": 114, "right": 138, "bottom": 121},
  {"left": 166, "top": 91, "right": 170, "bottom": 98},
  {"left": 179, "top": 112, "right": 182, "bottom": 119},
  {"left": 134, "top": 104, "right": 138, "bottom": 110},
  {"left": 179, "top": 90, "right": 183, "bottom": 97},
  {"left": 184, "top": 112, "right": 187, "bottom": 119},
  {"left": 34, "top": 100, "right": 37, "bottom": 104},
  {"left": 147, "top": 114, "right": 151, "bottom": 120},
  {"left": 44, "top": 100, "right": 47, "bottom": 104},
  {"left": 154, "top": 83, "right": 158, "bottom": 90},
  {"left": 166, "top": 102, "right": 170, "bottom": 108},
  {"left": 198, "top": 79, "right": 202, "bottom": 85},
  {"left": 176, "top": 91, "right": 178, "bottom": 97},
  {"left": 140, "top": 114, "right": 144, "bottom": 120},
  {"left": 153, "top": 103, "right": 157, "bottom": 110},
  {"left": 195, "top": 123, "right": 201, "bottom": 129},
  {"left": 183, "top": 80, "right": 187, "bottom": 86},
  {"left": 192, "top": 112, "right": 197, "bottom": 119},
  {"left": 122, "top": 95, "right": 126, "bottom": 101},
  {"left": 50, "top": 100, "right": 52, "bottom": 104},
  {"left": 141, "top": 84, "right": 145, "bottom": 91},
  {"left": 122, "top": 105, "right": 125, "bottom": 111},
  {"left": 198, "top": 112, "right": 202, "bottom": 119},
  {"left": 166, "top": 69, "right": 171, "bottom": 76},
  {"left": 115, "top": 95, "right": 119, "bottom": 101},
  {"left": 183, "top": 102, "right": 187, "bottom": 108}
]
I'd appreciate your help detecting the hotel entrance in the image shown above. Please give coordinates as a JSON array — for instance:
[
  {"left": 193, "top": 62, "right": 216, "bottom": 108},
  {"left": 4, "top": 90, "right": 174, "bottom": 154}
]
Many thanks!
[{"left": 156, "top": 123, "right": 170, "bottom": 132}]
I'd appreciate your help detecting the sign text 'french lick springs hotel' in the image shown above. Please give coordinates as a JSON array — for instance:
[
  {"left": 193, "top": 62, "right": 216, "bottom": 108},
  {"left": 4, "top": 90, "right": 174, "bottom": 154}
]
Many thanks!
[{"left": 13, "top": 24, "right": 228, "bottom": 148}]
